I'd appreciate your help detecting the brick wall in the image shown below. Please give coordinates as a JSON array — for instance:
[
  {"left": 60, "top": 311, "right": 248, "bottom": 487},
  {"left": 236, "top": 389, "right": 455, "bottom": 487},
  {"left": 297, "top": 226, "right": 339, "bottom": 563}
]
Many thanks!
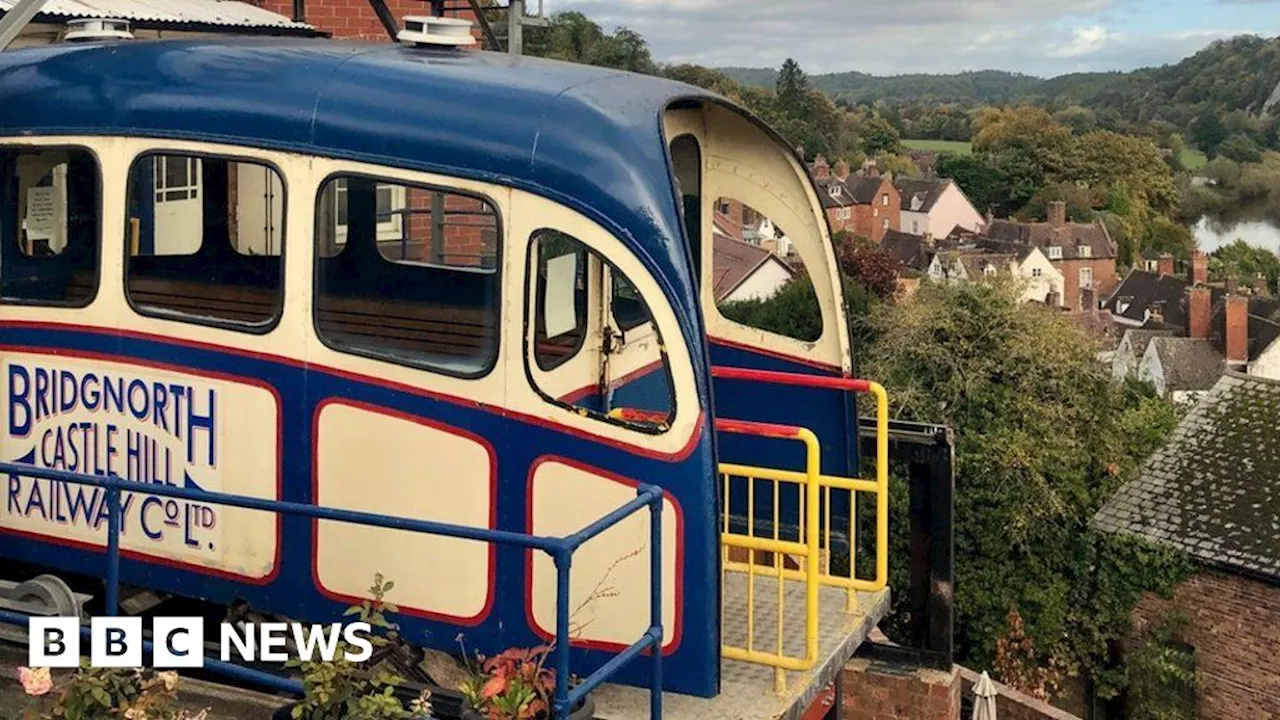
[
  {"left": 849, "top": 178, "right": 900, "bottom": 244},
  {"left": 1054, "top": 257, "right": 1117, "bottom": 313},
  {"left": 1132, "top": 570, "right": 1280, "bottom": 720},
  {"left": 251, "top": 1, "right": 476, "bottom": 41},
  {"left": 956, "top": 667, "right": 1082, "bottom": 720},
  {"left": 840, "top": 658, "right": 960, "bottom": 719}
]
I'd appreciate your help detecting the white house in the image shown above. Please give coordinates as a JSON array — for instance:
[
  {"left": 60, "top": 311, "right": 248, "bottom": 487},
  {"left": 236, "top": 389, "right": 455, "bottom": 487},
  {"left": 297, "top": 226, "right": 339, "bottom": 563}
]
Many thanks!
[
  {"left": 712, "top": 236, "right": 794, "bottom": 304},
  {"left": 1138, "top": 336, "right": 1225, "bottom": 405},
  {"left": 926, "top": 246, "right": 1063, "bottom": 305},
  {"left": 894, "top": 178, "right": 985, "bottom": 239}
]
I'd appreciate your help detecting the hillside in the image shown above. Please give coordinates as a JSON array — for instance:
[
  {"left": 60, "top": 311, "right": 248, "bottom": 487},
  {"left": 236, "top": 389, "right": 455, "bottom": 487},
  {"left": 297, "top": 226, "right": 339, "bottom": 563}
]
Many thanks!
[{"left": 721, "top": 34, "right": 1280, "bottom": 120}]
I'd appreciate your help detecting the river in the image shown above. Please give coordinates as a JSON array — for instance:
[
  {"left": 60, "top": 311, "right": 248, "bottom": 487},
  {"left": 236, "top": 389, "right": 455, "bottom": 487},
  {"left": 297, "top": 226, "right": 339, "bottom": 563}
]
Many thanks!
[{"left": 1192, "top": 217, "right": 1280, "bottom": 254}]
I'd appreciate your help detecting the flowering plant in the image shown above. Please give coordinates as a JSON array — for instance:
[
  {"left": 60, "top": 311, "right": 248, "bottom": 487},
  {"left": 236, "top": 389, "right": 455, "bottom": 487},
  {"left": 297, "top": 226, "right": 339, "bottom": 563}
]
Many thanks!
[
  {"left": 458, "top": 642, "right": 557, "bottom": 720},
  {"left": 17, "top": 664, "right": 208, "bottom": 720}
]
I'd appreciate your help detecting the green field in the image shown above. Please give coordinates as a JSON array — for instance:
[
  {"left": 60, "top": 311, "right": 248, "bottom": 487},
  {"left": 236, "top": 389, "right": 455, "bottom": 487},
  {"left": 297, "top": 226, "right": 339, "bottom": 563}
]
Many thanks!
[
  {"left": 903, "top": 139, "right": 973, "bottom": 155},
  {"left": 1180, "top": 149, "right": 1209, "bottom": 170}
]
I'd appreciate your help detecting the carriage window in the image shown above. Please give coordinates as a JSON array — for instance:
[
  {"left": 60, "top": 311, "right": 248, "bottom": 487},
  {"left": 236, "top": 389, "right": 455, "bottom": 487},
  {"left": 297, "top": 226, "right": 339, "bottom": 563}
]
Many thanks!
[
  {"left": 713, "top": 198, "right": 820, "bottom": 342},
  {"left": 0, "top": 147, "right": 99, "bottom": 306},
  {"left": 315, "top": 175, "right": 500, "bottom": 377},
  {"left": 528, "top": 229, "right": 674, "bottom": 433},
  {"left": 125, "top": 154, "right": 284, "bottom": 330},
  {"left": 670, "top": 135, "right": 702, "bottom": 286}
]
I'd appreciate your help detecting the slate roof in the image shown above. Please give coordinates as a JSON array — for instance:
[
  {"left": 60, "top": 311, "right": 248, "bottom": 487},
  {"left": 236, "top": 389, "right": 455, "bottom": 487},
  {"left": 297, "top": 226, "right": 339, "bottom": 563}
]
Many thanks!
[
  {"left": 958, "top": 252, "right": 1015, "bottom": 279},
  {"left": 1122, "top": 328, "right": 1175, "bottom": 362},
  {"left": 1103, "top": 269, "right": 1223, "bottom": 329},
  {"left": 813, "top": 175, "right": 887, "bottom": 208},
  {"left": 1149, "top": 337, "right": 1225, "bottom": 392},
  {"left": 1095, "top": 372, "right": 1280, "bottom": 582},
  {"left": 711, "top": 235, "right": 790, "bottom": 301},
  {"left": 879, "top": 230, "right": 933, "bottom": 272},
  {"left": 984, "top": 218, "right": 1115, "bottom": 259},
  {"left": 894, "top": 178, "right": 950, "bottom": 214},
  {"left": 1207, "top": 294, "right": 1280, "bottom": 362}
]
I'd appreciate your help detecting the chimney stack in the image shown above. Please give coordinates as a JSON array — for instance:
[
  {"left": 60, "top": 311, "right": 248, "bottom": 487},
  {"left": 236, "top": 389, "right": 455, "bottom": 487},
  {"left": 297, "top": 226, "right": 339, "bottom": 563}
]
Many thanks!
[
  {"left": 1187, "top": 286, "right": 1212, "bottom": 339},
  {"left": 834, "top": 159, "right": 851, "bottom": 181},
  {"left": 862, "top": 158, "right": 879, "bottom": 178},
  {"left": 1256, "top": 274, "right": 1271, "bottom": 297},
  {"left": 1225, "top": 294, "right": 1249, "bottom": 365},
  {"left": 1048, "top": 201, "right": 1067, "bottom": 229},
  {"left": 813, "top": 154, "right": 830, "bottom": 180},
  {"left": 1190, "top": 250, "right": 1208, "bottom": 287},
  {"left": 1081, "top": 287, "right": 1097, "bottom": 314},
  {"left": 1157, "top": 253, "right": 1175, "bottom": 278}
]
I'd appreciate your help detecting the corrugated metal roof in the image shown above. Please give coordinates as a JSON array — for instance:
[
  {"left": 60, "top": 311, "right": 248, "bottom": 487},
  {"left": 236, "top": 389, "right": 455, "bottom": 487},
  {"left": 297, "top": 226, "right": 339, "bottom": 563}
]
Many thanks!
[{"left": 0, "top": 0, "right": 314, "bottom": 30}]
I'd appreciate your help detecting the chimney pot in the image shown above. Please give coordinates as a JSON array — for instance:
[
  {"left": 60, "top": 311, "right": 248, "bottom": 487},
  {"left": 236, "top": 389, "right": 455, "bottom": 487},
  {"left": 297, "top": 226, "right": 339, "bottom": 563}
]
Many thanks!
[
  {"left": 834, "top": 159, "right": 851, "bottom": 181},
  {"left": 1048, "top": 201, "right": 1067, "bottom": 229},
  {"left": 1225, "top": 294, "right": 1249, "bottom": 364}
]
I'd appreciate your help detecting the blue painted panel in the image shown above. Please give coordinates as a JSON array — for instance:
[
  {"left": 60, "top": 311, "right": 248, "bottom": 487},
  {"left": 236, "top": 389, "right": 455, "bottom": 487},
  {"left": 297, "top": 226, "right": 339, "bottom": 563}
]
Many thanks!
[
  {"left": 0, "top": 326, "right": 720, "bottom": 697},
  {"left": 709, "top": 341, "right": 858, "bottom": 547}
]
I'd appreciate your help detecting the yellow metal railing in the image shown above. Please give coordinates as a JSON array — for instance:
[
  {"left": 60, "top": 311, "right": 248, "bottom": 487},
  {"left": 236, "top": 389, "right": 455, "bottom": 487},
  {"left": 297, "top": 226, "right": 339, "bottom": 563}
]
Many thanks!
[{"left": 713, "top": 370, "right": 890, "bottom": 692}]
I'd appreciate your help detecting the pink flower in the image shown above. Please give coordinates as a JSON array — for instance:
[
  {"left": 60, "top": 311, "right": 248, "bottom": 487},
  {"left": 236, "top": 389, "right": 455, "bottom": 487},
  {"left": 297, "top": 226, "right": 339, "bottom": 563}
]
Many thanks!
[{"left": 18, "top": 666, "right": 53, "bottom": 696}]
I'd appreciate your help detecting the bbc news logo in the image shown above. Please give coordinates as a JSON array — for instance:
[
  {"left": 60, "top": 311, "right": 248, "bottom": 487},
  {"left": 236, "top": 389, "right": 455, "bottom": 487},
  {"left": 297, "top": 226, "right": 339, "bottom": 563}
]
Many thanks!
[{"left": 28, "top": 617, "right": 374, "bottom": 668}]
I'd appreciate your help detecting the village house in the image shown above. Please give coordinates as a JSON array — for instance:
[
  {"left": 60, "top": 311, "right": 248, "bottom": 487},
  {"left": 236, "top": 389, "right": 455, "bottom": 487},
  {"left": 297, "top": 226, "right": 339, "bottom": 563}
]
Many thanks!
[
  {"left": 983, "top": 201, "right": 1117, "bottom": 312},
  {"left": 711, "top": 236, "right": 794, "bottom": 304},
  {"left": 923, "top": 244, "right": 1064, "bottom": 305},
  {"left": 893, "top": 177, "right": 985, "bottom": 239},
  {"left": 1094, "top": 371, "right": 1280, "bottom": 720},
  {"left": 1106, "top": 253, "right": 1280, "bottom": 387},
  {"left": 1134, "top": 336, "right": 1225, "bottom": 404},
  {"left": 810, "top": 157, "right": 900, "bottom": 244}
]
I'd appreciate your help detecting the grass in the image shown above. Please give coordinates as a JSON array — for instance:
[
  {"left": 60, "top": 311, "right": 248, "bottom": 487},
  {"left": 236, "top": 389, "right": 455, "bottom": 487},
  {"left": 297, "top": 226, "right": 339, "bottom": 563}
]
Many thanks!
[
  {"left": 903, "top": 139, "right": 973, "bottom": 155},
  {"left": 1180, "top": 149, "right": 1209, "bottom": 170}
]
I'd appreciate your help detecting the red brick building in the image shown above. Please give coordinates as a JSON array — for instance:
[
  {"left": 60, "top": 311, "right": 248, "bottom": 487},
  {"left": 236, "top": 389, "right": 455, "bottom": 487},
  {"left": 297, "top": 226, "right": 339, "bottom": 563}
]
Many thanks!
[
  {"left": 982, "top": 201, "right": 1117, "bottom": 312},
  {"left": 1095, "top": 371, "right": 1280, "bottom": 720},
  {"left": 809, "top": 156, "right": 900, "bottom": 244},
  {"left": 251, "top": 1, "right": 477, "bottom": 41}
]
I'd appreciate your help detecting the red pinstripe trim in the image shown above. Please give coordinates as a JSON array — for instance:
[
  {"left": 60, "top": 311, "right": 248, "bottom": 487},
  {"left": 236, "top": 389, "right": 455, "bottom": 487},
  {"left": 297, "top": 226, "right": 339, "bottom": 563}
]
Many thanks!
[
  {"left": 714, "top": 418, "right": 805, "bottom": 440},
  {"left": 711, "top": 366, "right": 873, "bottom": 393}
]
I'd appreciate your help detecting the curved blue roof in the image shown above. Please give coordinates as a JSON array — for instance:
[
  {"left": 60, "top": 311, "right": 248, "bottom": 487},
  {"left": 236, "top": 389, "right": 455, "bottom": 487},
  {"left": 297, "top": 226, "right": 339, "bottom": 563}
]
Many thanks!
[{"left": 0, "top": 38, "right": 722, "bottom": 363}]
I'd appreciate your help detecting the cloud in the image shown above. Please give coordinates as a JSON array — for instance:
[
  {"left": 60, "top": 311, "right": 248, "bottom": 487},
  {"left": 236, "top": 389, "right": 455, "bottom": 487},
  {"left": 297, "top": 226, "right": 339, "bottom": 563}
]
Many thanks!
[{"left": 545, "top": 0, "right": 1250, "bottom": 76}]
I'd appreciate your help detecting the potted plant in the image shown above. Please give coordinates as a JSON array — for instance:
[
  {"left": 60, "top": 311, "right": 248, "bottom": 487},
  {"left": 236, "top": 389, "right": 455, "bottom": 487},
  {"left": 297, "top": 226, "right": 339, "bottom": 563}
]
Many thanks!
[
  {"left": 17, "top": 663, "right": 209, "bottom": 720},
  {"left": 274, "top": 574, "right": 435, "bottom": 720},
  {"left": 457, "top": 641, "right": 592, "bottom": 720}
]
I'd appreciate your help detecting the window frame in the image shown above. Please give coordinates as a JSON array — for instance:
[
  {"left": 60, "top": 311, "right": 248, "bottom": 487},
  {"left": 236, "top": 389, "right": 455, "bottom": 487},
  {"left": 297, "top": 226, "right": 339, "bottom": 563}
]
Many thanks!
[
  {"left": 522, "top": 225, "right": 679, "bottom": 437},
  {"left": 0, "top": 143, "right": 103, "bottom": 310},
  {"left": 312, "top": 169, "right": 504, "bottom": 381},
  {"left": 530, "top": 232, "right": 590, "bottom": 372},
  {"left": 122, "top": 149, "right": 289, "bottom": 335}
]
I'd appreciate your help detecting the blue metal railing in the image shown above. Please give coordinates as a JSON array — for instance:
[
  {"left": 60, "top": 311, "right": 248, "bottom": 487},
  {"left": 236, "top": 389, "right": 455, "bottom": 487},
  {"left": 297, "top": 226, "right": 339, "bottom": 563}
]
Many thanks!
[{"left": 0, "top": 461, "right": 665, "bottom": 720}]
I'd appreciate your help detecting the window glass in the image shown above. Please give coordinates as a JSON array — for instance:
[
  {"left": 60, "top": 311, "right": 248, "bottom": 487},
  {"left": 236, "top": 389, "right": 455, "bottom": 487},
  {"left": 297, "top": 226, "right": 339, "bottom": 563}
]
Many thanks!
[
  {"left": 712, "top": 197, "right": 821, "bottom": 342},
  {"left": 316, "top": 175, "right": 500, "bottom": 377},
  {"left": 0, "top": 147, "right": 99, "bottom": 306},
  {"left": 669, "top": 135, "right": 702, "bottom": 286},
  {"left": 528, "top": 229, "right": 674, "bottom": 433},
  {"left": 125, "top": 154, "right": 283, "bottom": 329}
]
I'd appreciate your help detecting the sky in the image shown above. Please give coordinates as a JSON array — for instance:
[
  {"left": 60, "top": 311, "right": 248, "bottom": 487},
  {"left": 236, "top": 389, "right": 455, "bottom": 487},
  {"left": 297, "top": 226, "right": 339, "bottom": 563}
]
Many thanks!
[{"left": 547, "top": 0, "right": 1280, "bottom": 77}]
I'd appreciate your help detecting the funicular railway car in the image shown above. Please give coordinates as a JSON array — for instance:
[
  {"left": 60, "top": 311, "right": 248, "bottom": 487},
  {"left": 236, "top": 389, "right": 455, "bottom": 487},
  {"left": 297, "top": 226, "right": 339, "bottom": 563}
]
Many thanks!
[{"left": 0, "top": 20, "right": 889, "bottom": 717}]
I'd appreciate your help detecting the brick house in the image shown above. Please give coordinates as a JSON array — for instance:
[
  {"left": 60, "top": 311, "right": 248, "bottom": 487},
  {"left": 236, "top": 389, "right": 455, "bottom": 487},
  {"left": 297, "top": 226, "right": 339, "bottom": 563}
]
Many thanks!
[
  {"left": 251, "top": 1, "right": 477, "bottom": 41},
  {"left": 982, "top": 201, "right": 1117, "bottom": 312},
  {"left": 810, "top": 157, "right": 900, "bottom": 244},
  {"left": 1094, "top": 371, "right": 1280, "bottom": 720}
]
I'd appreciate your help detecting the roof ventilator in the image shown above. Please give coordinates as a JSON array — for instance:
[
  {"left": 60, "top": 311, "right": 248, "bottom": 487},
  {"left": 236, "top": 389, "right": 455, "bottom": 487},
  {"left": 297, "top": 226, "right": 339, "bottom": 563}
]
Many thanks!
[
  {"left": 398, "top": 16, "right": 476, "bottom": 48},
  {"left": 64, "top": 18, "right": 133, "bottom": 42}
]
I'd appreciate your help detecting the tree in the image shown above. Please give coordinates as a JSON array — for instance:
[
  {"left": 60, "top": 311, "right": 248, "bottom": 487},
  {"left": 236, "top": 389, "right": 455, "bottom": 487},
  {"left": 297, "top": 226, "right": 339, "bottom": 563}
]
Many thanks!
[
  {"left": 718, "top": 274, "right": 875, "bottom": 347},
  {"left": 860, "top": 116, "right": 903, "bottom": 156},
  {"left": 1053, "top": 105, "right": 1098, "bottom": 135},
  {"left": 1217, "top": 133, "right": 1263, "bottom": 163},
  {"left": 874, "top": 152, "right": 921, "bottom": 178},
  {"left": 835, "top": 233, "right": 900, "bottom": 299},
  {"left": 776, "top": 58, "right": 810, "bottom": 116},
  {"left": 935, "top": 153, "right": 1010, "bottom": 217},
  {"left": 862, "top": 280, "right": 1186, "bottom": 697},
  {"left": 1213, "top": 239, "right": 1280, "bottom": 292},
  {"left": 525, "top": 12, "right": 654, "bottom": 73},
  {"left": 1145, "top": 216, "right": 1195, "bottom": 260},
  {"left": 1189, "top": 113, "right": 1228, "bottom": 157}
]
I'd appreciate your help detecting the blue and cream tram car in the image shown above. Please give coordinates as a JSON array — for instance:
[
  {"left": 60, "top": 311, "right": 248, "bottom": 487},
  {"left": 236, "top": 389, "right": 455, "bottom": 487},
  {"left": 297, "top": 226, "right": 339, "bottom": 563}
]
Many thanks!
[{"left": 0, "top": 21, "right": 888, "bottom": 709}]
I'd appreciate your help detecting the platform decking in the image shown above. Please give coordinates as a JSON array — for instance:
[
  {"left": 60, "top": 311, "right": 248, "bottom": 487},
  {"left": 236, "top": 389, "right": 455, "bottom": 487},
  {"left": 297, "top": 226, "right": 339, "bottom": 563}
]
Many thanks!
[{"left": 593, "top": 579, "right": 890, "bottom": 720}]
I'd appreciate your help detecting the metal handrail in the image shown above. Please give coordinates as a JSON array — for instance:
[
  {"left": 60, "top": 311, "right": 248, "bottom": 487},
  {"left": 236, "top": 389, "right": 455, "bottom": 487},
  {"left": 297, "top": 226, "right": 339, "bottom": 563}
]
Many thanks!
[{"left": 0, "top": 461, "right": 665, "bottom": 720}]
